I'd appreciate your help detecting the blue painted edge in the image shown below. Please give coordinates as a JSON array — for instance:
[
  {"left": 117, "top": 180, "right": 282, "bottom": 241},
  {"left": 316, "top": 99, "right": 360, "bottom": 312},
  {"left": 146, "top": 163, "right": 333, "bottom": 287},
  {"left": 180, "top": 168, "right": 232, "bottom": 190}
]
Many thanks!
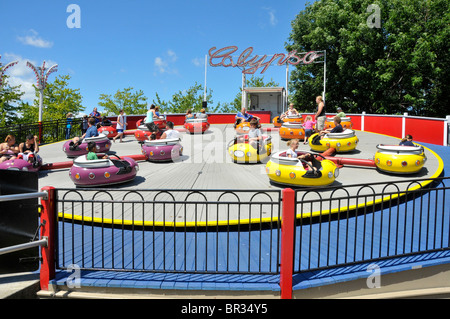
[{"left": 292, "top": 252, "right": 450, "bottom": 291}]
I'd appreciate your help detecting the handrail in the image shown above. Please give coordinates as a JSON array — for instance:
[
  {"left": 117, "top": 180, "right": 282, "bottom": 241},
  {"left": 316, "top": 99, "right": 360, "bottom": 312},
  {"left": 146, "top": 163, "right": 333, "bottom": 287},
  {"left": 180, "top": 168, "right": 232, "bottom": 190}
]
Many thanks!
[
  {"left": 0, "top": 191, "right": 48, "bottom": 202},
  {"left": 0, "top": 237, "right": 48, "bottom": 256},
  {"left": 0, "top": 190, "right": 49, "bottom": 259}
]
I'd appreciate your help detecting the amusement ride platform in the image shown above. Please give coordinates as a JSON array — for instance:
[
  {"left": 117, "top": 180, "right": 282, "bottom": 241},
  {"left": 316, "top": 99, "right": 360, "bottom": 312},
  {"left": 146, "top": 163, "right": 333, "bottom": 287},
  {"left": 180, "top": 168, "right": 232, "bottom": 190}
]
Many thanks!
[{"left": 34, "top": 123, "right": 443, "bottom": 226}]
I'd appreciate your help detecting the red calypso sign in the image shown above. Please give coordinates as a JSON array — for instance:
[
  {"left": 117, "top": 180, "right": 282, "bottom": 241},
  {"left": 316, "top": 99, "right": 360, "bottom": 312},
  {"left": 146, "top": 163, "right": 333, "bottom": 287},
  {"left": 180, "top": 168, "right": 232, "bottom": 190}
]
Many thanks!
[{"left": 208, "top": 46, "right": 323, "bottom": 75}]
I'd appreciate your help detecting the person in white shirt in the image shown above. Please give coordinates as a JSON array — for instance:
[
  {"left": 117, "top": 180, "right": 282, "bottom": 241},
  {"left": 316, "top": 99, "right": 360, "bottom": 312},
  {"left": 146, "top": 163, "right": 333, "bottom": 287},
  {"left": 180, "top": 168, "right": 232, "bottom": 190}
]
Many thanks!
[
  {"left": 285, "top": 139, "right": 318, "bottom": 174},
  {"left": 248, "top": 119, "right": 264, "bottom": 154},
  {"left": 113, "top": 109, "right": 126, "bottom": 143},
  {"left": 196, "top": 108, "right": 208, "bottom": 119},
  {"left": 281, "top": 103, "right": 299, "bottom": 119},
  {"left": 160, "top": 121, "right": 180, "bottom": 140}
]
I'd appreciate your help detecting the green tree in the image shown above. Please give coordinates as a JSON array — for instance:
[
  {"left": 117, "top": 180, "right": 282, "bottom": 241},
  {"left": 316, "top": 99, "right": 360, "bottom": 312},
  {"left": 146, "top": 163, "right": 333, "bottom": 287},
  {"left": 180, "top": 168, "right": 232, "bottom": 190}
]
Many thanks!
[
  {"left": 0, "top": 76, "right": 24, "bottom": 126},
  {"left": 154, "top": 82, "right": 213, "bottom": 114},
  {"left": 20, "top": 74, "right": 84, "bottom": 122},
  {"left": 98, "top": 87, "right": 148, "bottom": 115},
  {"left": 286, "top": 0, "right": 450, "bottom": 117}
]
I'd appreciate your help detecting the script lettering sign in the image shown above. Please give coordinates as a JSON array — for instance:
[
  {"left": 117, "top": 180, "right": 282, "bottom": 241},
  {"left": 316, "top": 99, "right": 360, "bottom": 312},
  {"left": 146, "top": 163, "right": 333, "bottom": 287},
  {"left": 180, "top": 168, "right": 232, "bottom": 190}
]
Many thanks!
[{"left": 208, "top": 46, "right": 323, "bottom": 75}]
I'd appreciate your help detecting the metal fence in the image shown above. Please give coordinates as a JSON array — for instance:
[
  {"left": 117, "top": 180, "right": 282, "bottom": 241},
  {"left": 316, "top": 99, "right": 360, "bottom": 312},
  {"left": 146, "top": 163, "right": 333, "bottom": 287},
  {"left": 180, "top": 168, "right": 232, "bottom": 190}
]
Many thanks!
[
  {"left": 292, "top": 177, "right": 450, "bottom": 273},
  {"left": 52, "top": 177, "right": 450, "bottom": 278},
  {"left": 55, "top": 188, "right": 282, "bottom": 275},
  {"left": 0, "top": 118, "right": 83, "bottom": 145}
]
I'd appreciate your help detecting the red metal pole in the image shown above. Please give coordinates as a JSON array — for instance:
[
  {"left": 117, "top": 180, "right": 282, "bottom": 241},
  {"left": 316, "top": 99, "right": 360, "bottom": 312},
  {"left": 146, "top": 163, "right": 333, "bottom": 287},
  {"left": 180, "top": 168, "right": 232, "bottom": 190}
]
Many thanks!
[
  {"left": 324, "top": 156, "right": 377, "bottom": 168},
  {"left": 38, "top": 121, "right": 43, "bottom": 145},
  {"left": 280, "top": 188, "right": 295, "bottom": 299},
  {"left": 40, "top": 186, "right": 56, "bottom": 291}
]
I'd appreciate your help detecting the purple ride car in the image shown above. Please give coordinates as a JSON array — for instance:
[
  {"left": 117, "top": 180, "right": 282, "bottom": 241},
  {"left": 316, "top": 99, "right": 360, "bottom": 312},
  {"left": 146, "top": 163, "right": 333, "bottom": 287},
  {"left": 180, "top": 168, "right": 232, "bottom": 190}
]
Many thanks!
[{"left": 141, "top": 138, "right": 183, "bottom": 162}]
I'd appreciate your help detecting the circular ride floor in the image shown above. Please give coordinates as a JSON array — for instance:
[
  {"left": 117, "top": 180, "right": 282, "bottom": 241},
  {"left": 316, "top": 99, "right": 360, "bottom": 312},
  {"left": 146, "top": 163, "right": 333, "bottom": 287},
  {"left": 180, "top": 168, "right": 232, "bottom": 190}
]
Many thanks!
[{"left": 36, "top": 124, "right": 443, "bottom": 225}]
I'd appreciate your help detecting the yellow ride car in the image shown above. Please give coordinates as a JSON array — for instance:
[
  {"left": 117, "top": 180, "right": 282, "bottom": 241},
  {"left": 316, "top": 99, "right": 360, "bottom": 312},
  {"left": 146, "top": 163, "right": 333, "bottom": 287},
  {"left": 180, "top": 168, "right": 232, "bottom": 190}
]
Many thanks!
[
  {"left": 272, "top": 114, "right": 304, "bottom": 128},
  {"left": 228, "top": 135, "right": 272, "bottom": 163},
  {"left": 309, "top": 130, "right": 359, "bottom": 153},
  {"left": 374, "top": 144, "right": 427, "bottom": 174},
  {"left": 266, "top": 151, "right": 339, "bottom": 187}
]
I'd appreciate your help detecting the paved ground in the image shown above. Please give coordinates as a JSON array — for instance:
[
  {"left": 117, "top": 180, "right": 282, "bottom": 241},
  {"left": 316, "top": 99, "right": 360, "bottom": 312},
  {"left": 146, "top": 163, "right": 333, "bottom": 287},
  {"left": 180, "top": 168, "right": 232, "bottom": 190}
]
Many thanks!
[
  {"left": 34, "top": 124, "right": 441, "bottom": 224},
  {"left": 37, "top": 124, "right": 441, "bottom": 190}
]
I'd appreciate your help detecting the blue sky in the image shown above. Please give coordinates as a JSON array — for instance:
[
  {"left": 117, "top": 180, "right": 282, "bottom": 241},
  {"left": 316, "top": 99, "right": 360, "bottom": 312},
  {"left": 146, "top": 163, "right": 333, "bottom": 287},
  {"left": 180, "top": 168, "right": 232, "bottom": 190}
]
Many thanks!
[{"left": 0, "top": 0, "right": 310, "bottom": 115}]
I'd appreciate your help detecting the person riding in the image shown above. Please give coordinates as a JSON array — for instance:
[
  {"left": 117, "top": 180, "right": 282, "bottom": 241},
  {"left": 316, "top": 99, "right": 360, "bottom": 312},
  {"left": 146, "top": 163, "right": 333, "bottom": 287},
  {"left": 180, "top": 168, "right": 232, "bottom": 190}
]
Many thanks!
[
  {"left": 70, "top": 117, "right": 98, "bottom": 150},
  {"left": 159, "top": 121, "right": 180, "bottom": 140},
  {"left": 86, "top": 141, "right": 108, "bottom": 160},
  {"left": 248, "top": 118, "right": 264, "bottom": 154},
  {"left": 236, "top": 107, "right": 253, "bottom": 123},
  {"left": 285, "top": 139, "right": 318, "bottom": 174},
  {"left": 196, "top": 108, "right": 208, "bottom": 119},
  {"left": 281, "top": 103, "right": 299, "bottom": 119},
  {"left": 0, "top": 135, "right": 19, "bottom": 163},
  {"left": 319, "top": 116, "right": 343, "bottom": 139},
  {"left": 100, "top": 116, "right": 112, "bottom": 126},
  {"left": 18, "top": 134, "right": 40, "bottom": 164},
  {"left": 399, "top": 134, "right": 415, "bottom": 146},
  {"left": 185, "top": 109, "right": 195, "bottom": 119}
]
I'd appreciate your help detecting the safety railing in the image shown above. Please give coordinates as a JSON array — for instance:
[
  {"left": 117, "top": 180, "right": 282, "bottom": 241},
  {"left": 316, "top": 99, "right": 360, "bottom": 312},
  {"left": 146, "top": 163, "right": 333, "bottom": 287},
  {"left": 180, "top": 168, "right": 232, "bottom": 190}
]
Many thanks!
[
  {"left": 0, "top": 191, "right": 49, "bottom": 256},
  {"left": 279, "top": 176, "right": 450, "bottom": 298},
  {"left": 33, "top": 177, "right": 450, "bottom": 298},
  {"left": 0, "top": 188, "right": 55, "bottom": 291},
  {"left": 0, "top": 118, "right": 83, "bottom": 145},
  {"left": 54, "top": 188, "right": 282, "bottom": 275}
]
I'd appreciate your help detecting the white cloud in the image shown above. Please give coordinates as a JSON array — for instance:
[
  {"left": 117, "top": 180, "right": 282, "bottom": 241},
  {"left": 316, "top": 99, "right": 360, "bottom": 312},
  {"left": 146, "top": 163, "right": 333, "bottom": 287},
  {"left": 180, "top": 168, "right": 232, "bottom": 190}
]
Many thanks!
[
  {"left": 192, "top": 57, "right": 204, "bottom": 67},
  {"left": 154, "top": 57, "right": 167, "bottom": 73},
  {"left": 17, "top": 29, "right": 53, "bottom": 48},
  {"left": 167, "top": 49, "right": 177, "bottom": 62},
  {"left": 154, "top": 49, "right": 178, "bottom": 75},
  {"left": 262, "top": 7, "right": 278, "bottom": 26}
]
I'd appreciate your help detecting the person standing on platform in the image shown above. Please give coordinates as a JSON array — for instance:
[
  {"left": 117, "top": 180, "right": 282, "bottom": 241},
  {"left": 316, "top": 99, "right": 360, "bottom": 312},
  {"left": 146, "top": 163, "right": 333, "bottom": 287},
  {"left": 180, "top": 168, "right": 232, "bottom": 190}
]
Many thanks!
[
  {"left": 113, "top": 109, "right": 126, "bottom": 143},
  {"left": 315, "top": 96, "right": 326, "bottom": 132},
  {"left": 336, "top": 107, "right": 346, "bottom": 118},
  {"left": 65, "top": 113, "right": 73, "bottom": 139},
  {"left": 90, "top": 107, "right": 101, "bottom": 125}
]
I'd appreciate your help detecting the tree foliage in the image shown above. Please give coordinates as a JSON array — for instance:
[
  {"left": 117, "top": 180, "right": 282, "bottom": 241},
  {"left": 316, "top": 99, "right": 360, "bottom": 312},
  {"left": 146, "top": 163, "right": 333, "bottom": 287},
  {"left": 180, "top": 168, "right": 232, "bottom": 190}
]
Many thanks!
[
  {"left": 20, "top": 74, "right": 84, "bottom": 122},
  {"left": 0, "top": 76, "right": 24, "bottom": 126},
  {"left": 153, "top": 82, "right": 214, "bottom": 114},
  {"left": 98, "top": 87, "right": 148, "bottom": 115},
  {"left": 286, "top": 0, "right": 450, "bottom": 117}
]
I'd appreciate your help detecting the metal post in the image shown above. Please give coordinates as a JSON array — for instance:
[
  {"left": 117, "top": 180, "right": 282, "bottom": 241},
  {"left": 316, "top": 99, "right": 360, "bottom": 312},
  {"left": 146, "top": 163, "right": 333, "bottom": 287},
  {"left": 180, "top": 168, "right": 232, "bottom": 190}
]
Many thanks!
[
  {"left": 445, "top": 115, "right": 450, "bottom": 147},
  {"left": 40, "top": 186, "right": 56, "bottom": 291},
  {"left": 323, "top": 50, "right": 326, "bottom": 103},
  {"left": 280, "top": 188, "right": 295, "bottom": 299},
  {"left": 285, "top": 63, "right": 289, "bottom": 113},
  {"left": 361, "top": 111, "right": 366, "bottom": 131},
  {"left": 204, "top": 54, "right": 207, "bottom": 104},
  {"left": 0, "top": 55, "right": 19, "bottom": 86},
  {"left": 241, "top": 71, "right": 246, "bottom": 110},
  {"left": 402, "top": 112, "right": 408, "bottom": 138},
  {"left": 26, "top": 61, "right": 58, "bottom": 123}
]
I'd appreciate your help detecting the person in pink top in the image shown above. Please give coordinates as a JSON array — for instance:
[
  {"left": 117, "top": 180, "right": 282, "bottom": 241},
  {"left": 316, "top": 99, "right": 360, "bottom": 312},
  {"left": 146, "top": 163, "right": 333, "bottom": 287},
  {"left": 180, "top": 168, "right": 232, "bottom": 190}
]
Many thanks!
[{"left": 303, "top": 115, "right": 316, "bottom": 144}]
